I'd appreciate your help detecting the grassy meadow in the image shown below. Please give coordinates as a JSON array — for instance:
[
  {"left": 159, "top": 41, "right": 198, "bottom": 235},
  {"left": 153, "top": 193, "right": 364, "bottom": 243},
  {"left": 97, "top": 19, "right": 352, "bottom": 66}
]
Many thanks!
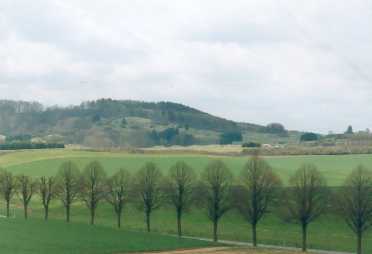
[
  {"left": 2, "top": 149, "right": 372, "bottom": 185},
  {"left": 12, "top": 201, "right": 369, "bottom": 253},
  {"left": 1, "top": 149, "right": 372, "bottom": 253},
  {"left": 0, "top": 217, "right": 214, "bottom": 254}
]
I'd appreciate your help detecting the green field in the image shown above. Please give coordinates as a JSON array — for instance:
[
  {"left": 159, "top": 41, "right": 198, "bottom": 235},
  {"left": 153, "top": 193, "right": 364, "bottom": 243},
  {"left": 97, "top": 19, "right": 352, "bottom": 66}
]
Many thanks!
[
  {"left": 0, "top": 217, "right": 214, "bottom": 254},
  {"left": 4, "top": 199, "right": 367, "bottom": 254},
  {"left": 2, "top": 149, "right": 372, "bottom": 185},
  {"left": 1, "top": 149, "right": 372, "bottom": 253}
]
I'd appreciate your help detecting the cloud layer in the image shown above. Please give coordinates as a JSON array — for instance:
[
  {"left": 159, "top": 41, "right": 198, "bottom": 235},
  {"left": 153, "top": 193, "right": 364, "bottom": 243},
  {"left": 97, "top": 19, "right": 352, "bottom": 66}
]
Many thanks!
[{"left": 1, "top": 0, "right": 372, "bottom": 132}]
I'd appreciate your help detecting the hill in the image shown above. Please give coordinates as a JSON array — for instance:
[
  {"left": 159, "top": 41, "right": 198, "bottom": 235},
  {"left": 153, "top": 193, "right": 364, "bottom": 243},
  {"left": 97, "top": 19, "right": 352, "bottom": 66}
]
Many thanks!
[{"left": 0, "top": 99, "right": 300, "bottom": 148}]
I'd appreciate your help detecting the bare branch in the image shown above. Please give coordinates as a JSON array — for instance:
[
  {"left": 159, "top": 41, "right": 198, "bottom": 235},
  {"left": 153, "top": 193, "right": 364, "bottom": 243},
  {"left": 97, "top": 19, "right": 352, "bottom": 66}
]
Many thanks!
[
  {"left": 202, "top": 160, "right": 233, "bottom": 242},
  {"left": 106, "top": 168, "right": 131, "bottom": 228},
  {"left": 80, "top": 161, "right": 107, "bottom": 225},
  {"left": 283, "top": 164, "right": 328, "bottom": 252},
  {"left": 55, "top": 161, "right": 81, "bottom": 223},
  {"left": 165, "top": 161, "right": 196, "bottom": 237},
  {"left": 237, "top": 154, "right": 282, "bottom": 247},
  {"left": 134, "top": 162, "right": 163, "bottom": 232},
  {"left": 338, "top": 165, "right": 372, "bottom": 254}
]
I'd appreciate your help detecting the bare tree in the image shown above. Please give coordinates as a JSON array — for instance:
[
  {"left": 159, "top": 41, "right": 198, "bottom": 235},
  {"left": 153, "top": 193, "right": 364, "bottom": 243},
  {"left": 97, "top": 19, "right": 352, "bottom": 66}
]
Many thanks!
[
  {"left": 0, "top": 169, "right": 16, "bottom": 218},
  {"left": 81, "top": 161, "right": 107, "bottom": 225},
  {"left": 237, "top": 155, "right": 281, "bottom": 247},
  {"left": 165, "top": 161, "right": 196, "bottom": 237},
  {"left": 16, "top": 174, "right": 36, "bottom": 219},
  {"left": 106, "top": 168, "right": 131, "bottom": 228},
  {"left": 134, "top": 162, "right": 163, "bottom": 232},
  {"left": 202, "top": 160, "right": 233, "bottom": 242},
  {"left": 56, "top": 161, "right": 80, "bottom": 223},
  {"left": 338, "top": 165, "right": 372, "bottom": 254},
  {"left": 284, "top": 164, "right": 327, "bottom": 252},
  {"left": 39, "top": 176, "right": 55, "bottom": 221}
]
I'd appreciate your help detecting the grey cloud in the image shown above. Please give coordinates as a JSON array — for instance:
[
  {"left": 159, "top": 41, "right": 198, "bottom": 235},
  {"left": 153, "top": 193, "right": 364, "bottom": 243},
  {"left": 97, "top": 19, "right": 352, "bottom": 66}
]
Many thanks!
[{"left": 1, "top": 0, "right": 372, "bottom": 133}]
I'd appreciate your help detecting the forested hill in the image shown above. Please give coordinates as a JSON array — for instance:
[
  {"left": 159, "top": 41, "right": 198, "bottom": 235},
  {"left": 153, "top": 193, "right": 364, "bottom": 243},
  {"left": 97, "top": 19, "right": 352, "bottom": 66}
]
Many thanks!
[{"left": 0, "top": 99, "right": 293, "bottom": 148}]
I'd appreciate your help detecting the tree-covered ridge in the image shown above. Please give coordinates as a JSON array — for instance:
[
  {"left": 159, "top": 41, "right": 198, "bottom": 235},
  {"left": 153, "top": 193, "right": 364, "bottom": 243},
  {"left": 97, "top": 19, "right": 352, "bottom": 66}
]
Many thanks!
[
  {"left": 0, "top": 99, "right": 293, "bottom": 148},
  {"left": 1, "top": 99, "right": 240, "bottom": 130},
  {"left": 0, "top": 100, "right": 43, "bottom": 114}
]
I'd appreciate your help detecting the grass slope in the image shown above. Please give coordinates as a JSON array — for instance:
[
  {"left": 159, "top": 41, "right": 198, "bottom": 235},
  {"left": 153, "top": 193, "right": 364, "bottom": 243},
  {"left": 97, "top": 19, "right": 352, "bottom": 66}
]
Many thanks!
[
  {"left": 1, "top": 149, "right": 372, "bottom": 253},
  {"left": 22, "top": 202, "right": 367, "bottom": 254},
  {"left": 2, "top": 149, "right": 372, "bottom": 185},
  {"left": 0, "top": 217, "right": 214, "bottom": 254},
  {"left": 4, "top": 201, "right": 371, "bottom": 254}
]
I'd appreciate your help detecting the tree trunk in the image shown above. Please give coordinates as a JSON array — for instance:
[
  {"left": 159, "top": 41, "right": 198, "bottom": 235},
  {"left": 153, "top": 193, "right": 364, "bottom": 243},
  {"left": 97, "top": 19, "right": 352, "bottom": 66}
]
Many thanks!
[
  {"left": 6, "top": 200, "right": 10, "bottom": 218},
  {"left": 146, "top": 211, "right": 151, "bottom": 232},
  {"left": 44, "top": 205, "right": 49, "bottom": 221},
  {"left": 252, "top": 223, "right": 257, "bottom": 247},
  {"left": 177, "top": 211, "right": 182, "bottom": 237},
  {"left": 213, "top": 220, "right": 218, "bottom": 242},
  {"left": 357, "top": 231, "right": 362, "bottom": 254},
  {"left": 90, "top": 208, "right": 95, "bottom": 225},
  {"left": 24, "top": 204, "right": 28, "bottom": 220},
  {"left": 117, "top": 212, "right": 122, "bottom": 228},
  {"left": 66, "top": 204, "right": 70, "bottom": 223},
  {"left": 302, "top": 223, "right": 308, "bottom": 252}
]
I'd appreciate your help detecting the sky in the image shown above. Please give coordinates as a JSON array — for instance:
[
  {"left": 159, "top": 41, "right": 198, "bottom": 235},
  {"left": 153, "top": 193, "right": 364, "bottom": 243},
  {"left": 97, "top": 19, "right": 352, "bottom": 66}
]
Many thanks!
[{"left": 1, "top": 0, "right": 372, "bottom": 133}]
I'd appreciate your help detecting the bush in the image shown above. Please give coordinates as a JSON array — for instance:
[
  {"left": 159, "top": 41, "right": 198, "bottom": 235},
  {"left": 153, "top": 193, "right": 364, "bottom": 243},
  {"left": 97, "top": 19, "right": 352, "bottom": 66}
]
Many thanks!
[
  {"left": 242, "top": 142, "right": 261, "bottom": 148},
  {"left": 0, "top": 143, "right": 65, "bottom": 150},
  {"left": 265, "top": 123, "right": 287, "bottom": 134},
  {"left": 147, "top": 129, "right": 195, "bottom": 147},
  {"left": 5, "top": 134, "right": 32, "bottom": 143},
  {"left": 220, "top": 131, "right": 242, "bottom": 145},
  {"left": 300, "top": 133, "right": 319, "bottom": 142}
]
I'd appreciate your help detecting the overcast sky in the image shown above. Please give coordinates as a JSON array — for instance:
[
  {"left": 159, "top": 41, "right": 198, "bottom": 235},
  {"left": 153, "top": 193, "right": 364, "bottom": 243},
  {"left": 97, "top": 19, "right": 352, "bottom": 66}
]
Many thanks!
[{"left": 1, "top": 0, "right": 372, "bottom": 133}]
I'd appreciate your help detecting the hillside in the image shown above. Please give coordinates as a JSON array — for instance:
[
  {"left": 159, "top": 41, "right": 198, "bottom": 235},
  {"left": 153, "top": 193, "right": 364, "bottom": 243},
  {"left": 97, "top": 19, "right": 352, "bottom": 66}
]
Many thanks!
[{"left": 0, "top": 99, "right": 299, "bottom": 148}]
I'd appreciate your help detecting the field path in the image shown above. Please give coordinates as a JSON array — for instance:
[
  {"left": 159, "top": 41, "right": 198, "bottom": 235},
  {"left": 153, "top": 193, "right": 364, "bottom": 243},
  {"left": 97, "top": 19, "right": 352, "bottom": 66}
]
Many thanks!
[
  {"left": 137, "top": 247, "right": 230, "bottom": 254},
  {"left": 167, "top": 236, "right": 353, "bottom": 254},
  {"left": 136, "top": 245, "right": 350, "bottom": 254}
]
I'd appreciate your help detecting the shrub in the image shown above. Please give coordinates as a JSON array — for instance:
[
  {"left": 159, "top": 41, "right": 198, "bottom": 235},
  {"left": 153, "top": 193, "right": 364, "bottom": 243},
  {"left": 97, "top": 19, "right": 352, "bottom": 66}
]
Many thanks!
[
  {"left": 220, "top": 131, "right": 242, "bottom": 145},
  {"left": 300, "top": 133, "right": 319, "bottom": 142},
  {"left": 242, "top": 142, "right": 261, "bottom": 148},
  {"left": 265, "top": 123, "right": 287, "bottom": 134},
  {"left": 0, "top": 143, "right": 65, "bottom": 150}
]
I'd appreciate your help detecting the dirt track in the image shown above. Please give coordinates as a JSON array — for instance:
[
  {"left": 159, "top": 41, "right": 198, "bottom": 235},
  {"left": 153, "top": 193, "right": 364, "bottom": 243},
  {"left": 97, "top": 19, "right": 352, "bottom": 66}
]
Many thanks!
[{"left": 138, "top": 247, "right": 299, "bottom": 254}]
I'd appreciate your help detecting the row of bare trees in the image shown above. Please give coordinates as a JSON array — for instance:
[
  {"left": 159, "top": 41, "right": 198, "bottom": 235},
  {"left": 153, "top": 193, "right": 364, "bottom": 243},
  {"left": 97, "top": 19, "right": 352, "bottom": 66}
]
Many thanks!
[{"left": 1, "top": 155, "right": 372, "bottom": 254}]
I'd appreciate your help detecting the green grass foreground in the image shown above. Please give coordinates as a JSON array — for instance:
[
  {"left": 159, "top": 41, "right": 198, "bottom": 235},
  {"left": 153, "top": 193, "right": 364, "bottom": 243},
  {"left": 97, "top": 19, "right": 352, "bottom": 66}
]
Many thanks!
[
  {"left": 3, "top": 199, "right": 371, "bottom": 253},
  {"left": 27, "top": 203, "right": 368, "bottom": 253},
  {"left": 0, "top": 217, "right": 214, "bottom": 254},
  {"left": 1, "top": 149, "right": 372, "bottom": 253}
]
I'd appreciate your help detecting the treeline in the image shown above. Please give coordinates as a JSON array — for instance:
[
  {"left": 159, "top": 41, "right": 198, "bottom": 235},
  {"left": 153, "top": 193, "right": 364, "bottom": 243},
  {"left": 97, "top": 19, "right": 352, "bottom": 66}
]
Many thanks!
[
  {"left": 0, "top": 99, "right": 300, "bottom": 147},
  {"left": 0, "top": 99, "right": 243, "bottom": 143},
  {"left": 80, "top": 99, "right": 240, "bottom": 132},
  {"left": 242, "top": 145, "right": 372, "bottom": 156},
  {"left": 0, "top": 134, "right": 65, "bottom": 150},
  {"left": 0, "top": 143, "right": 65, "bottom": 150},
  {"left": 0, "top": 100, "right": 43, "bottom": 114},
  {"left": 1, "top": 156, "right": 371, "bottom": 254},
  {"left": 148, "top": 128, "right": 195, "bottom": 146}
]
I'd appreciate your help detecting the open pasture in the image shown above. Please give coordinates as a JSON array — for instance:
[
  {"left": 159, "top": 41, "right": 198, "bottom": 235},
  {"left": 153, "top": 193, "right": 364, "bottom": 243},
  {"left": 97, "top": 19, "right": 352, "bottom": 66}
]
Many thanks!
[
  {"left": 0, "top": 217, "right": 214, "bottom": 254},
  {"left": 4, "top": 200, "right": 371, "bottom": 253},
  {"left": 1, "top": 149, "right": 372, "bottom": 253},
  {"left": 2, "top": 149, "right": 372, "bottom": 185}
]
